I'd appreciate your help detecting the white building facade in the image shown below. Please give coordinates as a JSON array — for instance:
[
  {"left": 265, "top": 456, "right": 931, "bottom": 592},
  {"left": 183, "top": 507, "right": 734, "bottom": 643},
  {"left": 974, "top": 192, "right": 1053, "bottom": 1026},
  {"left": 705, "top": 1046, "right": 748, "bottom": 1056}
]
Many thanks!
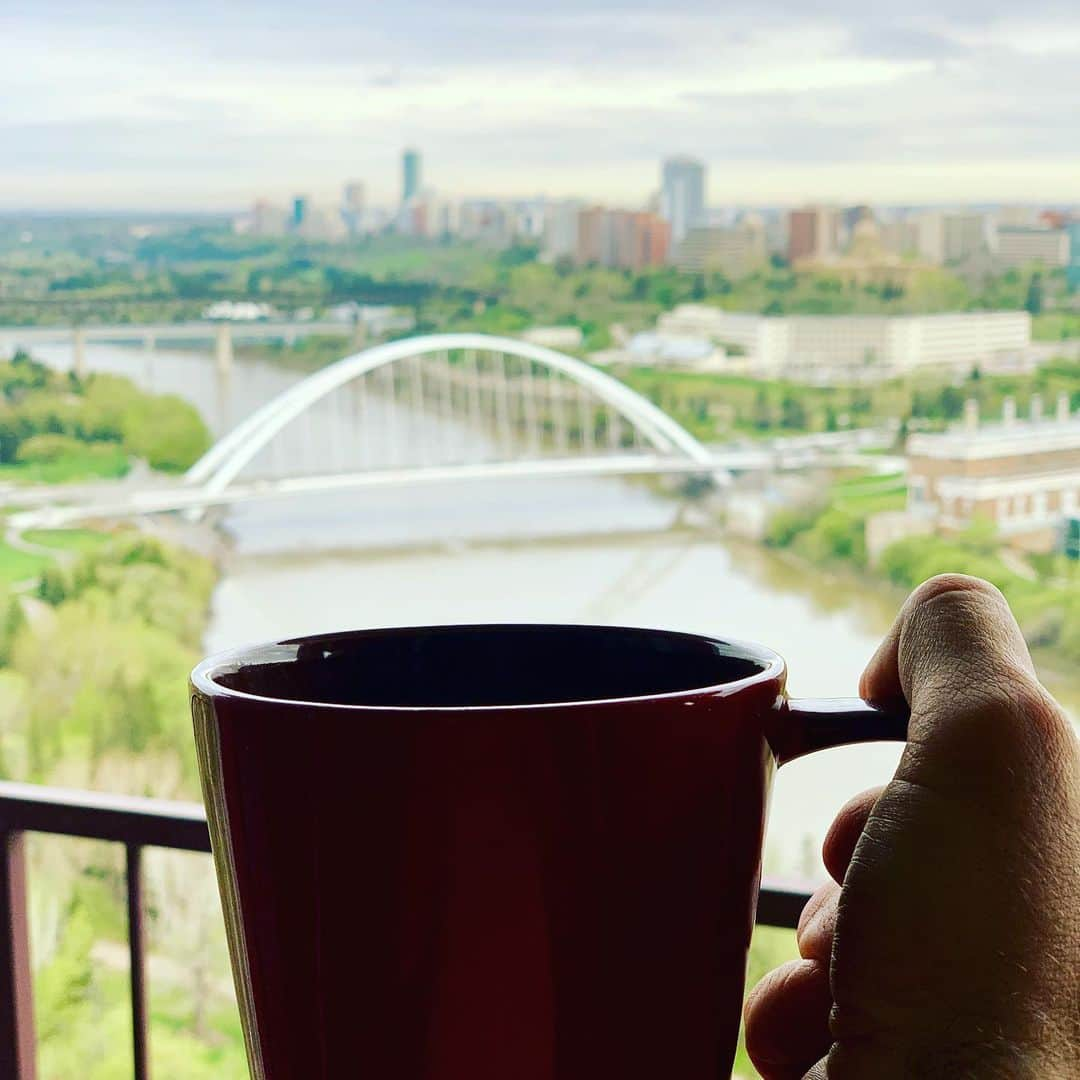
[{"left": 655, "top": 306, "right": 1031, "bottom": 379}]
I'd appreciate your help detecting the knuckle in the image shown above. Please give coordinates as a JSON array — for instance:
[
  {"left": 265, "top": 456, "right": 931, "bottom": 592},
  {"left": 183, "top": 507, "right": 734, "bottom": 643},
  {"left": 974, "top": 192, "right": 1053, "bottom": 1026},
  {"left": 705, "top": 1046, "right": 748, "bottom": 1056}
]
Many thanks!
[
  {"left": 913, "top": 578, "right": 1012, "bottom": 636},
  {"left": 909, "top": 573, "right": 1005, "bottom": 612}
]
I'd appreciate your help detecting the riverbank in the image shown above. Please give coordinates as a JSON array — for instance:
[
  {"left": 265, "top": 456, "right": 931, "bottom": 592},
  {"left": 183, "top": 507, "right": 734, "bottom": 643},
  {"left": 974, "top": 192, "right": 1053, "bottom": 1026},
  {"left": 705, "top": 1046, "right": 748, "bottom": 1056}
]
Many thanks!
[{"left": 757, "top": 473, "right": 1080, "bottom": 709}]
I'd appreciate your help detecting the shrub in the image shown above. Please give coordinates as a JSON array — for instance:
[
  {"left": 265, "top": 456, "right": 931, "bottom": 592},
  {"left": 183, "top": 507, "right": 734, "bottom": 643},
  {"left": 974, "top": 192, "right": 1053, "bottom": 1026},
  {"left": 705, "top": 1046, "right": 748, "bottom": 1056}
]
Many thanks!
[
  {"left": 15, "top": 433, "right": 91, "bottom": 464},
  {"left": 120, "top": 394, "right": 211, "bottom": 472},
  {"left": 37, "top": 565, "right": 69, "bottom": 606},
  {"left": 764, "top": 505, "right": 821, "bottom": 547},
  {"left": 795, "top": 508, "right": 867, "bottom": 566}
]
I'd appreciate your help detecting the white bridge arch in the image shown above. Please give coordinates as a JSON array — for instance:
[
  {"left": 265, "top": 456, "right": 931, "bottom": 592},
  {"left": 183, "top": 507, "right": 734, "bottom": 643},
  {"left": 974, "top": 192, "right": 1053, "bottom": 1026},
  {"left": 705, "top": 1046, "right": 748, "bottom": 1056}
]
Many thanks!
[{"left": 186, "top": 332, "right": 717, "bottom": 496}]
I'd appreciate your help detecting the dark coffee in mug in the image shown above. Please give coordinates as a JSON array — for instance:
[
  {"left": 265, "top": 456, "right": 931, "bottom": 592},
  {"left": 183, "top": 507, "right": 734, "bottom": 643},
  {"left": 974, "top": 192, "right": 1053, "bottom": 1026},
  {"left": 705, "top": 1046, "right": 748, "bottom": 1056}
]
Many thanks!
[{"left": 191, "top": 624, "right": 905, "bottom": 1080}]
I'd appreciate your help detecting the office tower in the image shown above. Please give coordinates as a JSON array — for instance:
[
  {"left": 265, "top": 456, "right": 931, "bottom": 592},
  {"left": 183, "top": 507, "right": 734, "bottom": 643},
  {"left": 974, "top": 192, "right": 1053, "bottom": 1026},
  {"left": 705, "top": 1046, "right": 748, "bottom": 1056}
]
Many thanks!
[
  {"left": 292, "top": 195, "right": 310, "bottom": 230},
  {"left": 344, "top": 182, "right": 365, "bottom": 214},
  {"left": 1068, "top": 223, "right": 1080, "bottom": 293},
  {"left": 787, "top": 206, "right": 842, "bottom": 262},
  {"left": 995, "top": 226, "right": 1070, "bottom": 268},
  {"left": 402, "top": 149, "right": 422, "bottom": 205},
  {"left": 575, "top": 208, "right": 670, "bottom": 270},
  {"left": 541, "top": 200, "right": 583, "bottom": 262},
  {"left": 660, "top": 157, "right": 706, "bottom": 244},
  {"left": 943, "top": 213, "right": 988, "bottom": 263},
  {"left": 252, "top": 198, "right": 287, "bottom": 237},
  {"left": 673, "top": 218, "right": 768, "bottom": 277},
  {"left": 343, "top": 182, "right": 366, "bottom": 236}
]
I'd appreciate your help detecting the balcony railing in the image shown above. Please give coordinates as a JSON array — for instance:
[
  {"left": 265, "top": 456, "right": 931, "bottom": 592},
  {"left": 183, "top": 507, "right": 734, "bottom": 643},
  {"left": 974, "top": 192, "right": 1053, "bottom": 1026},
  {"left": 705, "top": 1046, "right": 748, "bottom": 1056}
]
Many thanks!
[{"left": 0, "top": 779, "right": 811, "bottom": 1080}]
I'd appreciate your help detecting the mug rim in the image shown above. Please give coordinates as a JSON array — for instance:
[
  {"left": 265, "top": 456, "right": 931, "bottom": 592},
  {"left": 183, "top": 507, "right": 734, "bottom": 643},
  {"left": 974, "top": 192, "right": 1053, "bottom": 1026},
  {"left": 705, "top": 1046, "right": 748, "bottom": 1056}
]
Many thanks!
[{"left": 190, "top": 623, "right": 787, "bottom": 713}]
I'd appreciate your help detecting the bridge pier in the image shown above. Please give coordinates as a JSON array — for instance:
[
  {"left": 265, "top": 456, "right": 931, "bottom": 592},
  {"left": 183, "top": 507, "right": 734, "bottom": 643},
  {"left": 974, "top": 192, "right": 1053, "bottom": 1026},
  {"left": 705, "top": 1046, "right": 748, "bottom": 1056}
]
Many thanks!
[
  {"left": 214, "top": 324, "right": 234, "bottom": 376},
  {"left": 72, "top": 328, "right": 87, "bottom": 379}
]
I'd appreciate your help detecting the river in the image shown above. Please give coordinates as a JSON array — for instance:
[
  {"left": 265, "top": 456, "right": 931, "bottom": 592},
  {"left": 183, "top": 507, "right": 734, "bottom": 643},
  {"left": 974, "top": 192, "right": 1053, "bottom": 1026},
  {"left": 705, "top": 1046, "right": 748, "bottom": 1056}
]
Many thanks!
[{"left": 30, "top": 339, "right": 1077, "bottom": 879}]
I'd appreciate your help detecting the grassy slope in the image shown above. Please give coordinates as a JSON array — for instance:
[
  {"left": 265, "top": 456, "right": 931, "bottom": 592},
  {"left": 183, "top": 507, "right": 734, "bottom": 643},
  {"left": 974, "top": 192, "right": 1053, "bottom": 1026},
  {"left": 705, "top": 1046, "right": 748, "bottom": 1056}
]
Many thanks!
[
  {"left": 0, "top": 447, "right": 130, "bottom": 485},
  {"left": 0, "top": 529, "right": 110, "bottom": 588}
]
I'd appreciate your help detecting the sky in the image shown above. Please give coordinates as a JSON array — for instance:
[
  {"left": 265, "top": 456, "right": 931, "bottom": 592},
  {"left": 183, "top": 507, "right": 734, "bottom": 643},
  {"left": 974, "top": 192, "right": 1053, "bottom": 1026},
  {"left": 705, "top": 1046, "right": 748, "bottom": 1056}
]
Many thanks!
[{"left": 2, "top": 1, "right": 1079, "bottom": 211}]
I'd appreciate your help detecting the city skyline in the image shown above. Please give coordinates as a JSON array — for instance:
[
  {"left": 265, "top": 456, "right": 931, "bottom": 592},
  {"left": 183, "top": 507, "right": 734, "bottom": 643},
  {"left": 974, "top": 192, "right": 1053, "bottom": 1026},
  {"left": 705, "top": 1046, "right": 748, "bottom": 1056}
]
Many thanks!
[{"left": 3, "top": 1, "right": 1080, "bottom": 210}]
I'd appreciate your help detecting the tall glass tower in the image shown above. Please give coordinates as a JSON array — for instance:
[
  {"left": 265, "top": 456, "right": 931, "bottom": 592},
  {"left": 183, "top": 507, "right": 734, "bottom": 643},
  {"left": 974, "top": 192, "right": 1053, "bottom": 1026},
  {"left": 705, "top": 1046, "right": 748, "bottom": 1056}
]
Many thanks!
[
  {"left": 402, "top": 149, "right": 422, "bottom": 206},
  {"left": 660, "top": 157, "right": 706, "bottom": 245},
  {"left": 1068, "top": 223, "right": 1080, "bottom": 294}
]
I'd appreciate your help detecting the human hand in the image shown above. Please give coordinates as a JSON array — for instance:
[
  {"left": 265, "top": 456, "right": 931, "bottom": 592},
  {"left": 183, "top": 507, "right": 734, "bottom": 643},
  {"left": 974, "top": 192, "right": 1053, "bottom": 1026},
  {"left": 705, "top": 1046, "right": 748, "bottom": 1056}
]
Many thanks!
[{"left": 745, "top": 575, "right": 1080, "bottom": 1078}]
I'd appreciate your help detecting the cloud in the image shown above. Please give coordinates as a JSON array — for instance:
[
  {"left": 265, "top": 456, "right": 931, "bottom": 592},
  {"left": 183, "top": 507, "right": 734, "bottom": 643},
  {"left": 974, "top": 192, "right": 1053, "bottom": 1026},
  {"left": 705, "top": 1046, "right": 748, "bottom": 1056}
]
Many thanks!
[
  {"left": 848, "top": 24, "right": 967, "bottom": 60},
  {"left": 0, "top": 2, "right": 1077, "bottom": 207}
]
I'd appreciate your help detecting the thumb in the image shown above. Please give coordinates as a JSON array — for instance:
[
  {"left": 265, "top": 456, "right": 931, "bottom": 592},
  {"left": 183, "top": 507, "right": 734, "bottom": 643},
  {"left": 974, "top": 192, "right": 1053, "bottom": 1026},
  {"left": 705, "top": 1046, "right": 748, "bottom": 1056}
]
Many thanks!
[
  {"left": 860, "top": 573, "right": 1074, "bottom": 806},
  {"left": 834, "top": 574, "right": 1080, "bottom": 1073}
]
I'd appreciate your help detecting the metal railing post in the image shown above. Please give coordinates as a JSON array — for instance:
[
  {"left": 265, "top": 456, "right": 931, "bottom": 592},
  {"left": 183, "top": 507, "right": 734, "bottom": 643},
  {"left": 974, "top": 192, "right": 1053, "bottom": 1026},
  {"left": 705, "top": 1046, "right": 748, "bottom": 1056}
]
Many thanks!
[
  {"left": 0, "top": 831, "right": 37, "bottom": 1080},
  {"left": 126, "top": 843, "right": 150, "bottom": 1080}
]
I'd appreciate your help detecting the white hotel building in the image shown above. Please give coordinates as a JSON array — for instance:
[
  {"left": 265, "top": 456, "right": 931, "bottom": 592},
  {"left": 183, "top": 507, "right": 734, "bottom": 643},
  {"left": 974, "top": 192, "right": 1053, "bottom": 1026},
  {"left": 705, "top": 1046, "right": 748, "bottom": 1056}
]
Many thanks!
[{"left": 655, "top": 306, "right": 1031, "bottom": 379}]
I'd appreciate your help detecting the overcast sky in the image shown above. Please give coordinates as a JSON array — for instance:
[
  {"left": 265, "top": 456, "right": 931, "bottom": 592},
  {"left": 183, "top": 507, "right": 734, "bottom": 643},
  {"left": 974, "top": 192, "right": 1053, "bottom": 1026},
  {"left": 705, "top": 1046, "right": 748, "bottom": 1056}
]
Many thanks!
[{"left": 2, "top": 1, "right": 1078, "bottom": 210}]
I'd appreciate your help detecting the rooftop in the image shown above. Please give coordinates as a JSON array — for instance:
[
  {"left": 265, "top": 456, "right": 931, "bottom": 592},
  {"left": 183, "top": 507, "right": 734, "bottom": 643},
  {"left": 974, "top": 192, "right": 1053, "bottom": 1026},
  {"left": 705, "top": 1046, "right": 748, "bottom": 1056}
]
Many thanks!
[{"left": 908, "top": 396, "right": 1080, "bottom": 460}]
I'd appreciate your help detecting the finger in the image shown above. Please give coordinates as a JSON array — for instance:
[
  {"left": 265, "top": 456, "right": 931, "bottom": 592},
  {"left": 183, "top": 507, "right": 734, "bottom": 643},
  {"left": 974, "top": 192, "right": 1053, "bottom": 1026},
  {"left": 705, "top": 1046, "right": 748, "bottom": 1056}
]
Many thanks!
[
  {"left": 821, "top": 787, "right": 884, "bottom": 884},
  {"left": 860, "top": 574, "right": 1033, "bottom": 712},
  {"left": 744, "top": 959, "right": 833, "bottom": 1080},
  {"left": 796, "top": 880, "right": 838, "bottom": 962},
  {"left": 858, "top": 574, "right": 1074, "bottom": 804}
]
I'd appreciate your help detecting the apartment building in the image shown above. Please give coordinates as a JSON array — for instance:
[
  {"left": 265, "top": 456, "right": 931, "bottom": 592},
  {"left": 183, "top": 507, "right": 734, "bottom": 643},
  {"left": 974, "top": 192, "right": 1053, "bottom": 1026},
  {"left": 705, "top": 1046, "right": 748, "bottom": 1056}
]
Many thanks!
[
  {"left": 907, "top": 396, "right": 1080, "bottom": 548},
  {"left": 994, "top": 226, "right": 1070, "bottom": 268}
]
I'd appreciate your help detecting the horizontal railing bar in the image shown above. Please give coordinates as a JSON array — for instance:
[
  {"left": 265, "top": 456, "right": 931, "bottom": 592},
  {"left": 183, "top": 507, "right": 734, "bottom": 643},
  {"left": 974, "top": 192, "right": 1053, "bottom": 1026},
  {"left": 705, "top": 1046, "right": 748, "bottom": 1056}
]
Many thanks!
[
  {"left": 0, "top": 780, "right": 811, "bottom": 927},
  {"left": 756, "top": 882, "right": 813, "bottom": 929},
  {"left": 0, "top": 781, "right": 211, "bottom": 853}
]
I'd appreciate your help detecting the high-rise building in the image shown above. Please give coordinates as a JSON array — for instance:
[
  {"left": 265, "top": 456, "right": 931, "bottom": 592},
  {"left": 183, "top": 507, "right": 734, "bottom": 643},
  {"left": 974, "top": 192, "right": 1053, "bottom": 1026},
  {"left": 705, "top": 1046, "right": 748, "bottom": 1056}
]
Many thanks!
[
  {"left": 402, "top": 149, "right": 422, "bottom": 206},
  {"left": 660, "top": 157, "right": 706, "bottom": 245},
  {"left": 994, "top": 226, "right": 1070, "bottom": 269},
  {"left": 1068, "top": 223, "right": 1080, "bottom": 293},
  {"left": 673, "top": 219, "right": 767, "bottom": 277},
  {"left": 344, "top": 182, "right": 365, "bottom": 214},
  {"left": 252, "top": 198, "right": 287, "bottom": 237},
  {"left": 787, "top": 206, "right": 842, "bottom": 263},
  {"left": 996, "top": 206, "right": 1041, "bottom": 228},
  {"left": 541, "top": 200, "right": 583, "bottom": 262},
  {"left": 343, "top": 182, "right": 366, "bottom": 236},
  {"left": 291, "top": 195, "right": 310, "bottom": 230},
  {"left": 942, "top": 213, "right": 988, "bottom": 263},
  {"left": 880, "top": 219, "right": 920, "bottom": 257},
  {"left": 841, "top": 205, "right": 873, "bottom": 246},
  {"left": 576, "top": 208, "right": 669, "bottom": 270},
  {"left": 913, "top": 212, "right": 989, "bottom": 264},
  {"left": 458, "top": 200, "right": 514, "bottom": 247}
]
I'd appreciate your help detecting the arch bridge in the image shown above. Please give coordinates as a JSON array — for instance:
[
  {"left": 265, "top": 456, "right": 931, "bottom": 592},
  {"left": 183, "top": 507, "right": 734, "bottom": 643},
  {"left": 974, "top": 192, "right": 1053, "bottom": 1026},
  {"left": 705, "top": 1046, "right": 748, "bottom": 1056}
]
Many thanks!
[
  {"left": 184, "top": 332, "right": 720, "bottom": 498},
  {"left": 11, "top": 334, "right": 733, "bottom": 528}
]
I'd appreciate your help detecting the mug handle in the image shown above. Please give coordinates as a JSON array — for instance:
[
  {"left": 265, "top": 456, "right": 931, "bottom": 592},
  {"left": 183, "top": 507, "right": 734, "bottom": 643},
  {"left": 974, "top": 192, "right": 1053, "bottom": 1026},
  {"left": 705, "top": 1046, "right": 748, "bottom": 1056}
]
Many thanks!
[{"left": 769, "top": 698, "right": 909, "bottom": 766}]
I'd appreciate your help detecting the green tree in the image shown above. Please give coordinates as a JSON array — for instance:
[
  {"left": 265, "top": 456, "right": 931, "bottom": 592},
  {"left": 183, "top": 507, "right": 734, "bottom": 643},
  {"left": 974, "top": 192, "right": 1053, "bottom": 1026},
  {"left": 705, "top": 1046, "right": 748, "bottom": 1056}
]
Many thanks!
[
  {"left": 121, "top": 395, "right": 211, "bottom": 472},
  {"left": 781, "top": 393, "right": 808, "bottom": 430},
  {"left": 1025, "top": 272, "right": 1044, "bottom": 315},
  {"left": 753, "top": 387, "right": 773, "bottom": 430},
  {"left": 0, "top": 597, "right": 26, "bottom": 666},
  {"left": 37, "top": 565, "right": 69, "bottom": 606}
]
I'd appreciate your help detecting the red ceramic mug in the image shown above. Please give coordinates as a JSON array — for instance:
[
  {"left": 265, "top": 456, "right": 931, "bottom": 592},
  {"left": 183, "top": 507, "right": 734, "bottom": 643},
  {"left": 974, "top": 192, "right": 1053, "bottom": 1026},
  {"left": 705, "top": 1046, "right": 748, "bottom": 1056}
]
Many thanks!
[{"left": 191, "top": 624, "right": 907, "bottom": 1080}]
